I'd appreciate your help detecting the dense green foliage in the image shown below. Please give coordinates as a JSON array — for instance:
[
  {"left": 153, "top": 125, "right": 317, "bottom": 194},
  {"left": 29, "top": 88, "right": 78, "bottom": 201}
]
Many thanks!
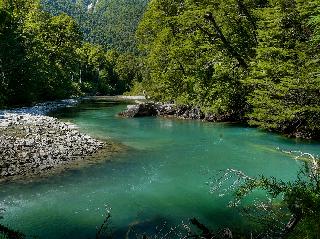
[
  {"left": 137, "top": 0, "right": 320, "bottom": 138},
  {"left": 0, "top": 0, "right": 82, "bottom": 105},
  {"left": 40, "top": 0, "right": 148, "bottom": 52},
  {"left": 0, "top": 0, "right": 141, "bottom": 106},
  {"left": 246, "top": 0, "right": 320, "bottom": 139},
  {"left": 232, "top": 153, "right": 320, "bottom": 238},
  {"left": 137, "top": 0, "right": 252, "bottom": 120}
]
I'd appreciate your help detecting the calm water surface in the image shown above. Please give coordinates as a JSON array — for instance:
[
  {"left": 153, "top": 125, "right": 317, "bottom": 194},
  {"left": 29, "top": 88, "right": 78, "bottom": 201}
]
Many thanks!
[{"left": 0, "top": 99, "right": 319, "bottom": 238}]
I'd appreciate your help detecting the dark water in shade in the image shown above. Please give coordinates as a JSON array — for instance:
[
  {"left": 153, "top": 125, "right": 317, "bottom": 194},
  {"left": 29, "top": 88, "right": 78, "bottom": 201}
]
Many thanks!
[{"left": 0, "top": 98, "right": 319, "bottom": 238}]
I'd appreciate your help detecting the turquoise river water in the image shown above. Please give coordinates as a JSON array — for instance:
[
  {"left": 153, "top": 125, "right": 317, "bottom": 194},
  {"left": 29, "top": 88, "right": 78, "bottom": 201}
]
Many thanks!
[{"left": 0, "top": 98, "right": 319, "bottom": 238}]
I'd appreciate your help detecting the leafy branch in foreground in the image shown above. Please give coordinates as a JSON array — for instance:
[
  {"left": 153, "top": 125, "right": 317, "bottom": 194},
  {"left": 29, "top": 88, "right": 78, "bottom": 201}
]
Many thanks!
[{"left": 211, "top": 152, "right": 320, "bottom": 238}]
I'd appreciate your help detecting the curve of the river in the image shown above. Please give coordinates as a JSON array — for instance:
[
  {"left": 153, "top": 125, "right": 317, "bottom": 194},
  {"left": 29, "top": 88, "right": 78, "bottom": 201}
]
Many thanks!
[{"left": 0, "top": 98, "right": 319, "bottom": 238}]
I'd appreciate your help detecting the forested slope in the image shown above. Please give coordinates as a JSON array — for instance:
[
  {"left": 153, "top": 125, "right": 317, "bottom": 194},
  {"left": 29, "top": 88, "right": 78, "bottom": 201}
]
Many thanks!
[{"left": 41, "top": 0, "right": 148, "bottom": 52}]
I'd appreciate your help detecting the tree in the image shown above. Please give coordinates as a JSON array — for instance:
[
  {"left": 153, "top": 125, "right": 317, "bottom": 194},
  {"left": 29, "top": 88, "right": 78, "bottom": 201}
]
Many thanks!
[
  {"left": 0, "top": 0, "right": 86, "bottom": 105},
  {"left": 0, "top": 0, "right": 37, "bottom": 105},
  {"left": 115, "top": 52, "right": 143, "bottom": 93},
  {"left": 23, "top": 10, "right": 83, "bottom": 100},
  {"left": 245, "top": 0, "right": 320, "bottom": 139},
  {"left": 136, "top": 0, "right": 257, "bottom": 120},
  {"left": 137, "top": 0, "right": 320, "bottom": 138}
]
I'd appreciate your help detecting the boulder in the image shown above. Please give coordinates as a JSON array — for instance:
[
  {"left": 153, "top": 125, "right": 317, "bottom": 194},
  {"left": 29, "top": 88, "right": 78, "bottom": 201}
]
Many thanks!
[
  {"left": 156, "top": 104, "right": 176, "bottom": 116},
  {"left": 119, "top": 102, "right": 207, "bottom": 120},
  {"left": 174, "top": 105, "right": 204, "bottom": 120},
  {"left": 119, "top": 103, "right": 158, "bottom": 117}
]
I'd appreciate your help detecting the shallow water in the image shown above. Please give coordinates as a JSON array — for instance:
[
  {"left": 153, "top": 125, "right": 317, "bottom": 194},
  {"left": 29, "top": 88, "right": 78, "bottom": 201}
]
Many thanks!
[{"left": 0, "top": 98, "right": 319, "bottom": 238}]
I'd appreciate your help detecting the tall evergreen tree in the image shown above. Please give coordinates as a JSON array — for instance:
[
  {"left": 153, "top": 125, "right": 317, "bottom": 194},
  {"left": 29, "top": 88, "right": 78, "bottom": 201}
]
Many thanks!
[{"left": 246, "top": 0, "right": 320, "bottom": 138}]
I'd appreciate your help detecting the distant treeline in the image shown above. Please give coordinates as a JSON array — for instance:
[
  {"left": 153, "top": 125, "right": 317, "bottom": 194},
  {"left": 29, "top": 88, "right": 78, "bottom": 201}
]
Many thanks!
[{"left": 135, "top": 0, "right": 320, "bottom": 139}]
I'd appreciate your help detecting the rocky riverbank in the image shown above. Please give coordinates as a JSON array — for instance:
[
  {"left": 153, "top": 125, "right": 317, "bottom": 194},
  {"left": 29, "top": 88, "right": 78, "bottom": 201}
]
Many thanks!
[
  {"left": 118, "top": 102, "right": 237, "bottom": 122},
  {"left": 0, "top": 99, "right": 79, "bottom": 116},
  {"left": 0, "top": 99, "right": 119, "bottom": 182}
]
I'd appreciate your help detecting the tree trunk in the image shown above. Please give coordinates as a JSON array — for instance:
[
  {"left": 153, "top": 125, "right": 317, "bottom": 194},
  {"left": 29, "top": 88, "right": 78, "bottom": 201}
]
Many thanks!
[{"left": 204, "top": 12, "right": 248, "bottom": 69}]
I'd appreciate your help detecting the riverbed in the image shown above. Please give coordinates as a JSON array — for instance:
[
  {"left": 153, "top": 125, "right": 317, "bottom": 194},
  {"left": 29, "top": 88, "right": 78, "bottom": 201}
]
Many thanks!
[{"left": 0, "top": 98, "right": 319, "bottom": 238}]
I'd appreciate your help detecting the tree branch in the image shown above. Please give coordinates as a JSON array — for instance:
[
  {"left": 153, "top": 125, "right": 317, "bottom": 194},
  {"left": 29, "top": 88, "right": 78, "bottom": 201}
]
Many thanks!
[
  {"left": 236, "top": 0, "right": 258, "bottom": 45},
  {"left": 96, "top": 212, "right": 112, "bottom": 239},
  {"left": 190, "top": 218, "right": 214, "bottom": 238},
  {"left": 283, "top": 214, "right": 302, "bottom": 236},
  {"left": 196, "top": 23, "right": 217, "bottom": 44},
  {"left": 204, "top": 12, "right": 248, "bottom": 69}
]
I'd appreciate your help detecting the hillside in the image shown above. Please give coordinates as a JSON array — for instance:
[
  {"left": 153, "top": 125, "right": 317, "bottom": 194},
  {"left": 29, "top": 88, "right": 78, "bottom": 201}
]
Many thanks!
[{"left": 40, "top": 0, "right": 149, "bottom": 52}]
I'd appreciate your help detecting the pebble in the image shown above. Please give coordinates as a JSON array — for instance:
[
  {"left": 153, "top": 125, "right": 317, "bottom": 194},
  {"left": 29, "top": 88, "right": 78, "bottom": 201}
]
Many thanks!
[{"left": 0, "top": 100, "right": 105, "bottom": 180}]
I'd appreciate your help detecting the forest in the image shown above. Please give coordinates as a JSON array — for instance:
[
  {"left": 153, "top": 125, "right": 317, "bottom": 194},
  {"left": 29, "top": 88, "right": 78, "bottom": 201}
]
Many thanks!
[
  {"left": 0, "top": 0, "right": 320, "bottom": 238},
  {"left": 0, "top": 0, "right": 145, "bottom": 106},
  {"left": 40, "top": 0, "right": 149, "bottom": 52}
]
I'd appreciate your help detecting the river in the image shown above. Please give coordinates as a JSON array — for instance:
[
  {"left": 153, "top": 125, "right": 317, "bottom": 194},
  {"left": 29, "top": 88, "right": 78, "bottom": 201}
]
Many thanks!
[{"left": 0, "top": 98, "right": 319, "bottom": 238}]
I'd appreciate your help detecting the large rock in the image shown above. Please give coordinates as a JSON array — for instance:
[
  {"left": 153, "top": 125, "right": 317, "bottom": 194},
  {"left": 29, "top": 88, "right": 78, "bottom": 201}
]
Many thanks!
[
  {"left": 119, "top": 102, "right": 206, "bottom": 120},
  {"left": 204, "top": 112, "right": 236, "bottom": 122},
  {"left": 156, "top": 104, "right": 176, "bottom": 116},
  {"left": 119, "top": 103, "right": 158, "bottom": 117},
  {"left": 175, "top": 105, "right": 204, "bottom": 120}
]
